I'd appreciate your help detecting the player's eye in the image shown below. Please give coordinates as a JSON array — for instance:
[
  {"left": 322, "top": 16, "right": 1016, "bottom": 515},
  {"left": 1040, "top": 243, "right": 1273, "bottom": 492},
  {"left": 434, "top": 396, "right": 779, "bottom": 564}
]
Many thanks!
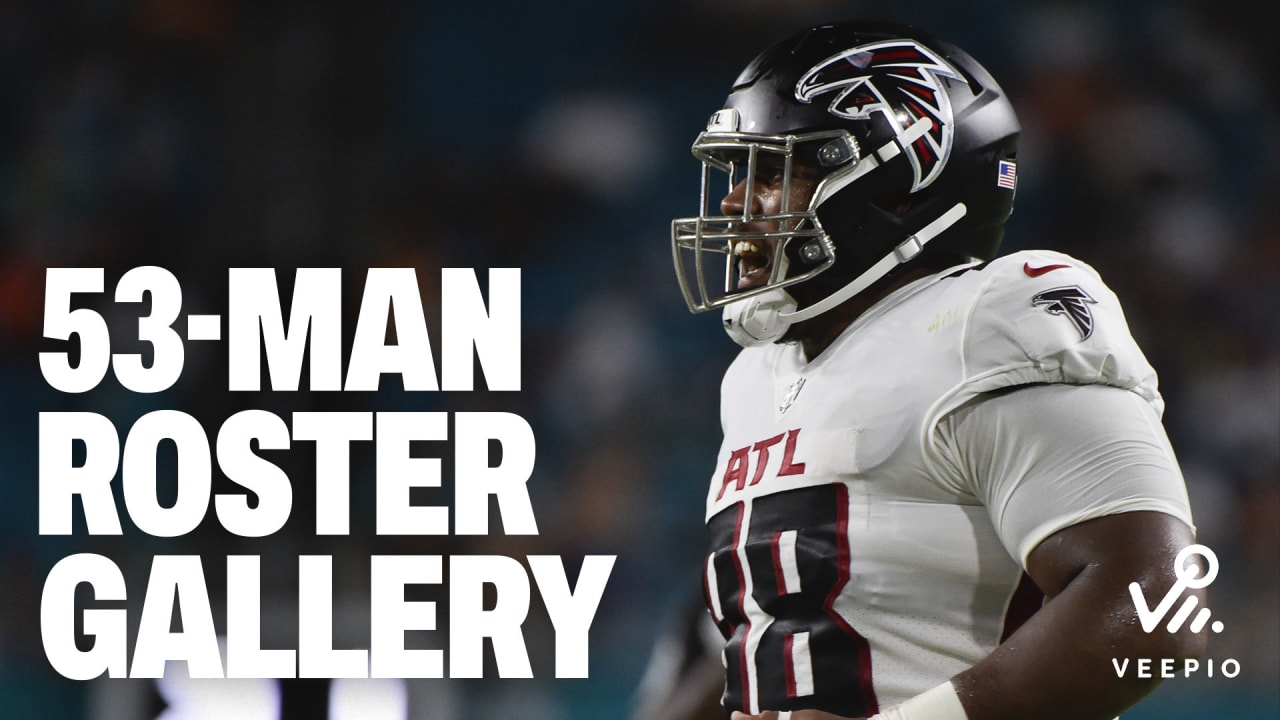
[{"left": 754, "top": 156, "right": 787, "bottom": 185}]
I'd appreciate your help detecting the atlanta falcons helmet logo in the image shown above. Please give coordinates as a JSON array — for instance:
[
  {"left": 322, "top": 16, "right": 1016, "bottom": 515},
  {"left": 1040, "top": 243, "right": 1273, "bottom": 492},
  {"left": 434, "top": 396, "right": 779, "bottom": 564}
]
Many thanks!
[
  {"left": 1032, "top": 286, "right": 1098, "bottom": 340},
  {"left": 794, "top": 40, "right": 965, "bottom": 193}
]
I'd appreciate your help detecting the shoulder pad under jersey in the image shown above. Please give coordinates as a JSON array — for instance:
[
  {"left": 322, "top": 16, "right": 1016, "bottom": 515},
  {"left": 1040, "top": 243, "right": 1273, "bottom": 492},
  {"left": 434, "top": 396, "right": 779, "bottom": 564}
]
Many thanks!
[{"left": 940, "top": 249, "right": 1163, "bottom": 417}]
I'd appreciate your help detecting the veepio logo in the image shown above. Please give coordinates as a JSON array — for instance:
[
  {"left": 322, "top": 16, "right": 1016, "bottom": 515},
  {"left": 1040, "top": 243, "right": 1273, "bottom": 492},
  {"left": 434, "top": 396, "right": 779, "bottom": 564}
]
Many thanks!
[
  {"left": 1112, "top": 544, "right": 1240, "bottom": 679},
  {"left": 1131, "top": 543, "right": 1223, "bottom": 634}
]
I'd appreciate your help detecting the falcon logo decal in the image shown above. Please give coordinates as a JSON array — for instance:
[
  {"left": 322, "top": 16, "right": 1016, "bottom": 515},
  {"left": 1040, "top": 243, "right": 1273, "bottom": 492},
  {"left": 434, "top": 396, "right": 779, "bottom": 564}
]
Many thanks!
[
  {"left": 1032, "top": 286, "right": 1098, "bottom": 340},
  {"left": 794, "top": 40, "right": 966, "bottom": 192}
]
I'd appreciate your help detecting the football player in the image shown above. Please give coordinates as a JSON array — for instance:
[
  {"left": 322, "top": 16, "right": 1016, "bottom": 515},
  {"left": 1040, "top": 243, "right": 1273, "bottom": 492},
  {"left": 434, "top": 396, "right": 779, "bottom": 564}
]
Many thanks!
[{"left": 669, "top": 21, "right": 1206, "bottom": 720}]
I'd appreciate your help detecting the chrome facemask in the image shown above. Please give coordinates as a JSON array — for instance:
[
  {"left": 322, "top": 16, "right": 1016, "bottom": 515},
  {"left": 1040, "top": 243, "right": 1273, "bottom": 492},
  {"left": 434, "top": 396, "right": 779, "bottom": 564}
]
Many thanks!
[
  {"left": 671, "top": 114, "right": 855, "bottom": 315},
  {"left": 673, "top": 112, "right": 964, "bottom": 350}
]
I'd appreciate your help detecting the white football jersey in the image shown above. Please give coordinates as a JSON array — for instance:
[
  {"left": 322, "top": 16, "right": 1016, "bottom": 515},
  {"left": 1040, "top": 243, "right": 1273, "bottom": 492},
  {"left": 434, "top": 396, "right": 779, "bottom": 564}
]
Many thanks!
[{"left": 702, "top": 250, "right": 1192, "bottom": 716}]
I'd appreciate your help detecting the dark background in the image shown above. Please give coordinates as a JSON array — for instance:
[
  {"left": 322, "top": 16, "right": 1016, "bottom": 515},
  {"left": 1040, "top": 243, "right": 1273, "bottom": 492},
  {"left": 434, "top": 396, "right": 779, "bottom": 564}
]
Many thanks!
[{"left": 1, "top": 1, "right": 1276, "bottom": 718}]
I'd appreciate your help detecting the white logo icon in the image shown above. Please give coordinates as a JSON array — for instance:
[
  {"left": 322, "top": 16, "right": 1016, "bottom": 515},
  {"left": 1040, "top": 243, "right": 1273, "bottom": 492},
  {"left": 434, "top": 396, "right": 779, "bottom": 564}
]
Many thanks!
[
  {"left": 779, "top": 377, "right": 805, "bottom": 415},
  {"left": 1129, "top": 544, "right": 1223, "bottom": 634}
]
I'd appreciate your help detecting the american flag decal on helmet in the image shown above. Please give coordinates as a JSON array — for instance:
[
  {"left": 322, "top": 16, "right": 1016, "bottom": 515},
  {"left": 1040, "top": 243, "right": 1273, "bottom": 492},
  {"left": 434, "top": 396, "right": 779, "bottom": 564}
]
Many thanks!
[
  {"left": 1032, "top": 286, "right": 1098, "bottom": 340},
  {"left": 794, "top": 39, "right": 966, "bottom": 193},
  {"left": 997, "top": 159, "right": 1017, "bottom": 189}
]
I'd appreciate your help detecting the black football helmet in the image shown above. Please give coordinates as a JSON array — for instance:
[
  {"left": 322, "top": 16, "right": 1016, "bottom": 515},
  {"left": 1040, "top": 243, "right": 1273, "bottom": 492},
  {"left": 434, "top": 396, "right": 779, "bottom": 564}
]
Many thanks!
[{"left": 671, "top": 22, "right": 1020, "bottom": 346}]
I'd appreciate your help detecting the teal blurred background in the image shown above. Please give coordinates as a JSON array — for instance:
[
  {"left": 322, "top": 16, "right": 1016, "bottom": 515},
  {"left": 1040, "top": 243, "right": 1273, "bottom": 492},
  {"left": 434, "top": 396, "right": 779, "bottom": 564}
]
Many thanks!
[{"left": 1, "top": 1, "right": 1275, "bottom": 718}]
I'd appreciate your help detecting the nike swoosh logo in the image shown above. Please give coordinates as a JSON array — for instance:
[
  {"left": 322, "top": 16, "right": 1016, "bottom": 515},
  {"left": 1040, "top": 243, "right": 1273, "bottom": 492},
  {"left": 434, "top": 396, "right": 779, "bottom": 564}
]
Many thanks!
[{"left": 1023, "top": 262, "right": 1069, "bottom": 277}]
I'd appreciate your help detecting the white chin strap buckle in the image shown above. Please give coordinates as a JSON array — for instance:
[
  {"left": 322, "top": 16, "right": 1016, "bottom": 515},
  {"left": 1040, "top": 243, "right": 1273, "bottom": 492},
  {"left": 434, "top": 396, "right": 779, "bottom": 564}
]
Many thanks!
[
  {"left": 780, "top": 202, "right": 968, "bottom": 324},
  {"left": 894, "top": 234, "right": 924, "bottom": 263},
  {"left": 722, "top": 289, "right": 797, "bottom": 347}
]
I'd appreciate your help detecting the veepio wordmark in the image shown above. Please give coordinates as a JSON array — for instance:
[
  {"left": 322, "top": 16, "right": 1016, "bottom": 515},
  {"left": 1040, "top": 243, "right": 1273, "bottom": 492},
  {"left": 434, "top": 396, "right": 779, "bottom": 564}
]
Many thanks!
[{"left": 1112, "top": 544, "right": 1240, "bottom": 680}]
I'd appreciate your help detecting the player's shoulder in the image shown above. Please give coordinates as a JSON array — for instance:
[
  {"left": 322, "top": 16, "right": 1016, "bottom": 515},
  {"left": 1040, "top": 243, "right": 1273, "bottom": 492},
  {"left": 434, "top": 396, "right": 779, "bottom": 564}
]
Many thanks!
[
  {"left": 985, "top": 248, "right": 1108, "bottom": 289},
  {"left": 947, "top": 248, "right": 1160, "bottom": 405},
  {"left": 941, "top": 249, "right": 1108, "bottom": 297},
  {"left": 931, "top": 249, "right": 1119, "bottom": 334}
]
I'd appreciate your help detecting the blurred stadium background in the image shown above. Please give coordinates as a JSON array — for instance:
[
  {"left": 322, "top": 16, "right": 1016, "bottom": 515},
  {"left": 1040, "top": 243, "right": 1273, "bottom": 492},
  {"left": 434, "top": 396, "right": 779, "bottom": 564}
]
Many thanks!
[{"left": 0, "top": 1, "right": 1275, "bottom": 718}]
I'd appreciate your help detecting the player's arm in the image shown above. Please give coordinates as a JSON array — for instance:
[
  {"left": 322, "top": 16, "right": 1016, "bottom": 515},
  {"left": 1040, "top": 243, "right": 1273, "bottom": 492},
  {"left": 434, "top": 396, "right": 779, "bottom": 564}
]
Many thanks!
[
  {"left": 943, "top": 382, "right": 1205, "bottom": 720},
  {"left": 951, "top": 510, "right": 1205, "bottom": 720}
]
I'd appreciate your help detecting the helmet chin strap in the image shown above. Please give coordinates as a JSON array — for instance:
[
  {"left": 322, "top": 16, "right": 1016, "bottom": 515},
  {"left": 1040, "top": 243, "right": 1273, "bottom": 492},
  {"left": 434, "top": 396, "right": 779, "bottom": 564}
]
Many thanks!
[
  {"left": 721, "top": 201, "right": 967, "bottom": 347},
  {"left": 781, "top": 201, "right": 967, "bottom": 322}
]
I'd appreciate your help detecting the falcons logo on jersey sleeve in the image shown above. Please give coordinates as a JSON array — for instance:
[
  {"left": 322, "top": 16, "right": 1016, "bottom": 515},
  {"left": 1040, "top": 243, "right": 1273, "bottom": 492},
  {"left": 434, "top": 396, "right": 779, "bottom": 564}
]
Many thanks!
[
  {"left": 794, "top": 40, "right": 964, "bottom": 192},
  {"left": 1032, "top": 286, "right": 1098, "bottom": 340}
]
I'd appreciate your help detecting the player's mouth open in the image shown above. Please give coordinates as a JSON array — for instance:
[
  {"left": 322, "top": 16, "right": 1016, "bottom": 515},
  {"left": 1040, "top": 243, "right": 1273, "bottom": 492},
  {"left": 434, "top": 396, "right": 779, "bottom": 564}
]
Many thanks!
[{"left": 734, "top": 239, "right": 773, "bottom": 290}]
